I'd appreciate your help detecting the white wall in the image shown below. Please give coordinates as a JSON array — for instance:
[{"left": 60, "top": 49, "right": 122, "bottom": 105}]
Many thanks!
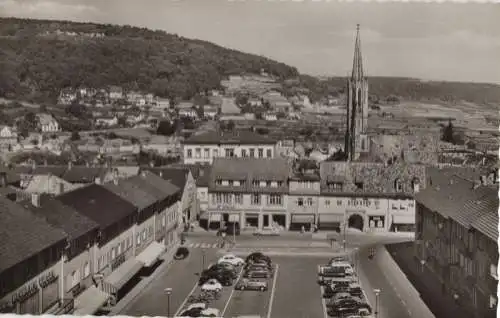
[{"left": 183, "top": 144, "right": 275, "bottom": 165}]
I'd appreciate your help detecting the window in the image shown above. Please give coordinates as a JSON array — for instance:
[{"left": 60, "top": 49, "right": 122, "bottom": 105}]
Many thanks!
[
  {"left": 216, "top": 179, "right": 222, "bottom": 186},
  {"left": 490, "top": 264, "right": 498, "bottom": 279},
  {"left": 252, "top": 180, "right": 259, "bottom": 187},
  {"left": 328, "top": 182, "right": 343, "bottom": 191},
  {"left": 394, "top": 179, "right": 403, "bottom": 192},
  {"left": 234, "top": 194, "right": 243, "bottom": 205},
  {"left": 268, "top": 195, "right": 282, "bottom": 205},
  {"left": 266, "top": 149, "right": 272, "bottom": 158},
  {"left": 187, "top": 149, "right": 192, "bottom": 158},
  {"left": 354, "top": 182, "right": 364, "bottom": 190},
  {"left": 71, "top": 270, "right": 80, "bottom": 287},
  {"left": 258, "top": 148, "right": 264, "bottom": 158},
  {"left": 223, "top": 193, "right": 232, "bottom": 204},
  {"left": 215, "top": 193, "right": 223, "bottom": 204},
  {"left": 307, "top": 198, "right": 313, "bottom": 206},
  {"left": 242, "top": 149, "right": 247, "bottom": 157},
  {"left": 204, "top": 148, "right": 210, "bottom": 158},
  {"left": 213, "top": 149, "right": 219, "bottom": 158},
  {"left": 297, "top": 197, "right": 304, "bottom": 206},
  {"left": 111, "top": 247, "right": 116, "bottom": 260},
  {"left": 225, "top": 148, "right": 234, "bottom": 157},
  {"left": 266, "top": 181, "right": 272, "bottom": 187},
  {"left": 412, "top": 178, "right": 420, "bottom": 193},
  {"left": 227, "top": 180, "right": 233, "bottom": 186},
  {"left": 136, "top": 234, "right": 141, "bottom": 245},
  {"left": 251, "top": 194, "right": 261, "bottom": 205},
  {"left": 337, "top": 200, "right": 342, "bottom": 206},
  {"left": 234, "top": 180, "right": 240, "bottom": 186},
  {"left": 142, "top": 230, "right": 147, "bottom": 240},
  {"left": 325, "top": 200, "right": 330, "bottom": 206},
  {"left": 162, "top": 215, "right": 166, "bottom": 226},
  {"left": 83, "top": 262, "right": 90, "bottom": 278},
  {"left": 277, "top": 181, "right": 283, "bottom": 187},
  {"left": 249, "top": 148, "right": 255, "bottom": 157},
  {"left": 195, "top": 148, "right": 201, "bottom": 158},
  {"left": 117, "top": 243, "right": 122, "bottom": 255},
  {"left": 127, "top": 237, "right": 132, "bottom": 248}
]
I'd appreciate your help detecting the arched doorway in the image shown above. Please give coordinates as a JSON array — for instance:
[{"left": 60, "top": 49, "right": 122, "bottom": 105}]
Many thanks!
[{"left": 348, "top": 214, "right": 364, "bottom": 231}]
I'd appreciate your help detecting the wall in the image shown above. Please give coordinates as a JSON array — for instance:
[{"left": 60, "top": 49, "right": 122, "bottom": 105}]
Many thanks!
[
  {"left": 63, "top": 245, "right": 96, "bottom": 298},
  {"left": 375, "top": 245, "right": 435, "bottom": 318},
  {"left": 134, "top": 214, "right": 155, "bottom": 255},
  {"left": 179, "top": 172, "right": 199, "bottom": 223},
  {"left": 197, "top": 186, "right": 208, "bottom": 213},
  {"left": 95, "top": 226, "right": 135, "bottom": 277},
  {"left": 183, "top": 144, "right": 275, "bottom": 165}
]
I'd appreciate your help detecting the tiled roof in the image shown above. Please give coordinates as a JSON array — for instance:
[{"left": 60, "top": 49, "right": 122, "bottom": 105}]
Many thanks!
[
  {"left": 0, "top": 196, "right": 67, "bottom": 273},
  {"left": 209, "top": 158, "right": 291, "bottom": 194},
  {"left": 416, "top": 167, "right": 499, "bottom": 241},
  {"left": 20, "top": 194, "right": 99, "bottom": 240},
  {"left": 142, "top": 167, "right": 188, "bottom": 190},
  {"left": 102, "top": 178, "right": 157, "bottom": 210},
  {"left": 320, "top": 161, "right": 426, "bottom": 197},
  {"left": 168, "top": 163, "right": 211, "bottom": 187},
  {"left": 62, "top": 166, "right": 108, "bottom": 183},
  {"left": 128, "top": 172, "right": 180, "bottom": 202},
  {"left": 184, "top": 130, "right": 276, "bottom": 145},
  {"left": 56, "top": 184, "right": 136, "bottom": 229},
  {"left": 0, "top": 168, "right": 21, "bottom": 185}
]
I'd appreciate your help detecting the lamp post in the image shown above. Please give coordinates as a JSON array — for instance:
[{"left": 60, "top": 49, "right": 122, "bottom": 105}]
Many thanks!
[
  {"left": 420, "top": 259, "right": 426, "bottom": 273},
  {"left": 164, "top": 288, "right": 172, "bottom": 317},
  {"left": 373, "top": 288, "right": 381, "bottom": 318},
  {"left": 202, "top": 249, "right": 206, "bottom": 271},
  {"left": 353, "top": 247, "right": 359, "bottom": 283},
  {"left": 343, "top": 220, "right": 347, "bottom": 251}
]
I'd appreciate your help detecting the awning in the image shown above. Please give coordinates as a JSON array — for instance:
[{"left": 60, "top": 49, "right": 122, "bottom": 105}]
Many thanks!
[
  {"left": 104, "top": 258, "right": 143, "bottom": 292},
  {"left": 199, "top": 213, "right": 209, "bottom": 220},
  {"left": 319, "top": 214, "right": 343, "bottom": 223},
  {"left": 291, "top": 214, "right": 315, "bottom": 224},
  {"left": 73, "top": 286, "right": 109, "bottom": 315},
  {"left": 209, "top": 213, "right": 222, "bottom": 222},
  {"left": 392, "top": 215, "right": 415, "bottom": 224},
  {"left": 136, "top": 241, "right": 165, "bottom": 267},
  {"left": 228, "top": 214, "right": 240, "bottom": 222}
]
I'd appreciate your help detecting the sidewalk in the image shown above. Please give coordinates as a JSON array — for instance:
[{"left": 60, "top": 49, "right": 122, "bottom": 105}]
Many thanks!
[{"left": 109, "top": 246, "right": 178, "bottom": 315}]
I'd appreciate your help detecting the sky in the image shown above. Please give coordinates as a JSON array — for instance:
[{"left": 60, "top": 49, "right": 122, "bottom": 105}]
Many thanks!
[{"left": 1, "top": 0, "right": 500, "bottom": 84}]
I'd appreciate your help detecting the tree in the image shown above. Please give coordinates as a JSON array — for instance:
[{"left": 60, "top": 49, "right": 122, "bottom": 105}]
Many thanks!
[
  {"left": 327, "top": 149, "right": 347, "bottom": 161},
  {"left": 441, "top": 120, "right": 455, "bottom": 143},
  {"left": 156, "top": 120, "right": 176, "bottom": 136},
  {"left": 70, "top": 131, "right": 81, "bottom": 141},
  {"left": 256, "top": 127, "right": 269, "bottom": 135}
]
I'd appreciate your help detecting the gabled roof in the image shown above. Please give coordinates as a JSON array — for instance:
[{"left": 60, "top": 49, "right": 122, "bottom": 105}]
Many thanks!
[
  {"left": 0, "top": 196, "right": 67, "bottom": 273},
  {"left": 102, "top": 178, "right": 157, "bottom": 211},
  {"left": 20, "top": 194, "right": 99, "bottom": 240},
  {"left": 184, "top": 130, "right": 276, "bottom": 145},
  {"left": 62, "top": 166, "right": 108, "bottom": 183},
  {"left": 142, "top": 167, "right": 188, "bottom": 191},
  {"left": 168, "top": 163, "right": 211, "bottom": 187},
  {"left": 209, "top": 158, "right": 290, "bottom": 194},
  {"left": 56, "top": 184, "right": 136, "bottom": 229},
  {"left": 416, "top": 167, "right": 499, "bottom": 241},
  {"left": 130, "top": 171, "right": 180, "bottom": 201}
]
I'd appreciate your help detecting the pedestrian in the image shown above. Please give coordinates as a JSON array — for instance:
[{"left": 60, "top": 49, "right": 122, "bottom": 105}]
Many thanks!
[{"left": 301, "top": 225, "right": 305, "bottom": 233}]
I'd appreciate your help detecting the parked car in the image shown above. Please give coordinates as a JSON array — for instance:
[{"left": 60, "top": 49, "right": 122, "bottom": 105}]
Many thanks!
[
  {"left": 245, "top": 252, "right": 272, "bottom": 265},
  {"left": 235, "top": 278, "right": 268, "bottom": 291},
  {"left": 199, "top": 271, "right": 234, "bottom": 286},
  {"left": 211, "top": 263, "right": 237, "bottom": 274},
  {"left": 174, "top": 247, "right": 190, "bottom": 260},
  {"left": 179, "top": 306, "right": 220, "bottom": 317},
  {"left": 329, "top": 255, "right": 350, "bottom": 264},
  {"left": 200, "top": 279, "right": 223, "bottom": 292},
  {"left": 323, "top": 284, "right": 350, "bottom": 298},
  {"left": 348, "top": 283, "right": 363, "bottom": 298},
  {"left": 218, "top": 254, "right": 245, "bottom": 266},
  {"left": 244, "top": 260, "right": 272, "bottom": 271},
  {"left": 243, "top": 268, "right": 272, "bottom": 279},
  {"left": 253, "top": 227, "right": 280, "bottom": 236}
]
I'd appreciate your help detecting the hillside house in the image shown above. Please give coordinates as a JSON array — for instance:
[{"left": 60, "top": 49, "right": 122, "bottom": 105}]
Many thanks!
[
  {"left": 109, "top": 86, "right": 123, "bottom": 100},
  {"left": 0, "top": 125, "right": 17, "bottom": 138},
  {"left": 36, "top": 114, "right": 60, "bottom": 133},
  {"left": 95, "top": 116, "right": 118, "bottom": 127}
]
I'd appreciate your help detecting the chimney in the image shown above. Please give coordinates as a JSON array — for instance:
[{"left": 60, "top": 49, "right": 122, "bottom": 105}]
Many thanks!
[
  {"left": 0, "top": 172, "right": 7, "bottom": 187},
  {"left": 31, "top": 193, "right": 40, "bottom": 207},
  {"left": 68, "top": 161, "right": 73, "bottom": 170}
]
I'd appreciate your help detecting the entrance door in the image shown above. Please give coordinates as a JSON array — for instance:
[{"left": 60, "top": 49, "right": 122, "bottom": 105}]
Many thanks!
[
  {"left": 263, "top": 215, "right": 269, "bottom": 227},
  {"left": 348, "top": 214, "right": 364, "bottom": 231}
]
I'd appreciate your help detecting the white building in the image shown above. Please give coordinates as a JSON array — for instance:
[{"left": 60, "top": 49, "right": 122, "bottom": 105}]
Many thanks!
[
  {"left": 36, "top": 114, "right": 60, "bottom": 133},
  {"left": 183, "top": 130, "right": 277, "bottom": 165}
]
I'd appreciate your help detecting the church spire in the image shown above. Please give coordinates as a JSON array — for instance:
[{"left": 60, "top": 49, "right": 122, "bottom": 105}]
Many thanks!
[{"left": 351, "top": 24, "right": 364, "bottom": 81}]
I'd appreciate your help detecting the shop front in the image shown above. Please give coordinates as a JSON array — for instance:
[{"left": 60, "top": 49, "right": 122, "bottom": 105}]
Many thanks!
[
  {"left": 318, "top": 213, "right": 343, "bottom": 231},
  {"left": 390, "top": 214, "right": 415, "bottom": 232},
  {"left": 368, "top": 215, "right": 386, "bottom": 232},
  {"left": 208, "top": 212, "right": 222, "bottom": 230},
  {"left": 39, "top": 271, "right": 59, "bottom": 312},
  {"left": 73, "top": 286, "right": 110, "bottom": 315},
  {"left": 102, "top": 258, "right": 143, "bottom": 302},
  {"left": 136, "top": 241, "right": 165, "bottom": 268},
  {"left": 244, "top": 213, "right": 259, "bottom": 229},
  {"left": 289, "top": 214, "right": 315, "bottom": 231},
  {"left": 13, "top": 282, "right": 40, "bottom": 314}
]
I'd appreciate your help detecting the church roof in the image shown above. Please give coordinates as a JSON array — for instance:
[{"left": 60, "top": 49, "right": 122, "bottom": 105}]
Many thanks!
[{"left": 352, "top": 24, "right": 364, "bottom": 81}]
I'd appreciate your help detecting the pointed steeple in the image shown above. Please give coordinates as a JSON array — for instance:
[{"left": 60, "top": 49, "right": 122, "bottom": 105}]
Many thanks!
[{"left": 351, "top": 24, "right": 364, "bottom": 81}]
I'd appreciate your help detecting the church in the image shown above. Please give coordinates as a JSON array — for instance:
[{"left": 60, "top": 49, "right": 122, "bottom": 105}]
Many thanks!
[{"left": 317, "top": 25, "right": 428, "bottom": 234}]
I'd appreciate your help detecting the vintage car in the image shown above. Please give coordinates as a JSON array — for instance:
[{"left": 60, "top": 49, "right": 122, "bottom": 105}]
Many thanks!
[{"left": 235, "top": 278, "right": 268, "bottom": 291}]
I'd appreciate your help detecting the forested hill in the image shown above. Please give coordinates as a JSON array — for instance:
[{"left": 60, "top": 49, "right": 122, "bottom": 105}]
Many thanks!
[{"left": 0, "top": 17, "right": 299, "bottom": 102}]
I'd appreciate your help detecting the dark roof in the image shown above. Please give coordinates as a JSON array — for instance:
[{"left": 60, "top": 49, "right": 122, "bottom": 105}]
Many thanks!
[
  {"left": 12, "top": 165, "right": 67, "bottom": 177},
  {"left": 125, "top": 172, "right": 180, "bottom": 202},
  {"left": 102, "top": 178, "right": 157, "bottom": 210},
  {"left": 61, "top": 166, "right": 108, "bottom": 183},
  {"left": 184, "top": 130, "right": 276, "bottom": 145},
  {"left": 0, "top": 196, "right": 67, "bottom": 273},
  {"left": 416, "top": 167, "right": 499, "bottom": 241},
  {"left": 19, "top": 194, "right": 99, "bottom": 240},
  {"left": 168, "top": 163, "right": 211, "bottom": 187},
  {"left": 209, "top": 158, "right": 290, "bottom": 194},
  {"left": 143, "top": 167, "right": 189, "bottom": 190},
  {"left": 56, "top": 184, "right": 136, "bottom": 228},
  {"left": 320, "top": 161, "right": 426, "bottom": 197},
  {"left": 0, "top": 168, "right": 21, "bottom": 185}
]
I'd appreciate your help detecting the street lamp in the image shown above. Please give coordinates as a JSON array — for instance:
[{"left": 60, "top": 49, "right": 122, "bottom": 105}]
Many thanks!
[
  {"left": 164, "top": 288, "right": 172, "bottom": 317},
  {"left": 201, "top": 249, "right": 206, "bottom": 271},
  {"left": 420, "top": 259, "right": 426, "bottom": 273},
  {"left": 373, "top": 288, "right": 381, "bottom": 318},
  {"left": 343, "top": 220, "right": 347, "bottom": 251},
  {"left": 353, "top": 247, "right": 359, "bottom": 282}
]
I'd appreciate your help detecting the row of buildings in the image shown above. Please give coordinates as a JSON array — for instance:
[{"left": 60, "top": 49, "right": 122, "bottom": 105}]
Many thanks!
[{"left": 0, "top": 165, "right": 199, "bottom": 315}]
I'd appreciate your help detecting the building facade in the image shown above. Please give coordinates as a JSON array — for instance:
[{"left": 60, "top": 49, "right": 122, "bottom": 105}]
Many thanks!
[
  {"left": 206, "top": 158, "right": 290, "bottom": 231},
  {"left": 415, "top": 167, "right": 498, "bottom": 318},
  {"left": 183, "top": 130, "right": 277, "bottom": 165}
]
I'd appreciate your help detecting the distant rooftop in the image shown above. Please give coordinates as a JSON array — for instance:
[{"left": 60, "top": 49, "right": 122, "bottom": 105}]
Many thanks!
[{"left": 184, "top": 130, "right": 276, "bottom": 145}]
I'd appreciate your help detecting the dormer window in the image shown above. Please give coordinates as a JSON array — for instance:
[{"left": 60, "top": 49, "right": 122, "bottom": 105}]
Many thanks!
[
  {"left": 394, "top": 179, "right": 403, "bottom": 192},
  {"left": 233, "top": 180, "right": 240, "bottom": 187},
  {"left": 412, "top": 178, "right": 420, "bottom": 193},
  {"left": 252, "top": 180, "right": 259, "bottom": 187}
]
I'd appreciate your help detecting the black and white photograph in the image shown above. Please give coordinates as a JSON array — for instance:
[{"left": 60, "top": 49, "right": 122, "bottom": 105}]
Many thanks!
[{"left": 0, "top": 0, "right": 498, "bottom": 318}]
